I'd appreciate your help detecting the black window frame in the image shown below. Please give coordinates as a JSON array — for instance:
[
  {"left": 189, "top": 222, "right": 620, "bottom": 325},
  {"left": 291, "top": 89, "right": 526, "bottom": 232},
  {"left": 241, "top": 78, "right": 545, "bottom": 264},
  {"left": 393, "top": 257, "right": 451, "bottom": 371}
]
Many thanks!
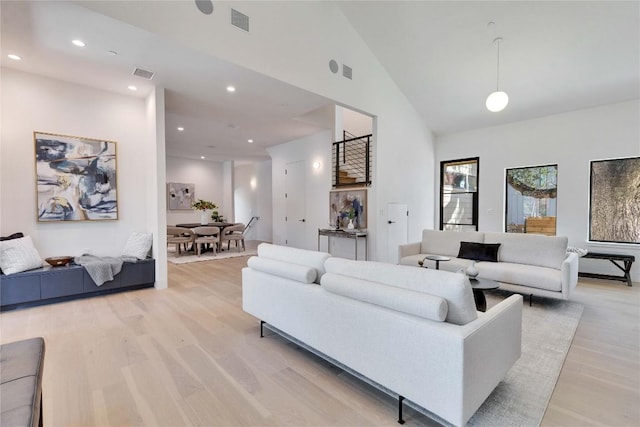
[{"left": 439, "top": 157, "right": 479, "bottom": 231}]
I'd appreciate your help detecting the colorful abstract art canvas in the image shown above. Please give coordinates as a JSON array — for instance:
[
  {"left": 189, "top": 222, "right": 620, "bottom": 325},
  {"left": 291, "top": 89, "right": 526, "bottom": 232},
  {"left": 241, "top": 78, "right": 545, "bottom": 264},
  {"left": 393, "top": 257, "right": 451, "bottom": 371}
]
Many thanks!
[
  {"left": 35, "top": 132, "right": 118, "bottom": 222},
  {"left": 330, "top": 189, "right": 367, "bottom": 229}
]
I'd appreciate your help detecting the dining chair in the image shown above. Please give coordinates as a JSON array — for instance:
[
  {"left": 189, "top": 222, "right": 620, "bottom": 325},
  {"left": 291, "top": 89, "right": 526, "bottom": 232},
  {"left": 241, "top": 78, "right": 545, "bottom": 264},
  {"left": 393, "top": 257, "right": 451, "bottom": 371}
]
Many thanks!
[
  {"left": 167, "top": 226, "right": 195, "bottom": 256},
  {"left": 221, "top": 223, "right": 246, "bottom": 252},
  {"left": 193, "top": 226, "right": 221, "bottom": 256}
]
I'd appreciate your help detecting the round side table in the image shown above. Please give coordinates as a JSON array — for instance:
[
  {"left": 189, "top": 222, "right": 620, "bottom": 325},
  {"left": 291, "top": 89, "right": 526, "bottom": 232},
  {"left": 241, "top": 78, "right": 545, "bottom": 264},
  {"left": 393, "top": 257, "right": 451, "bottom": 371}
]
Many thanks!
[{"left": 421, "top": 255, "right": 451, "bottom": 270}]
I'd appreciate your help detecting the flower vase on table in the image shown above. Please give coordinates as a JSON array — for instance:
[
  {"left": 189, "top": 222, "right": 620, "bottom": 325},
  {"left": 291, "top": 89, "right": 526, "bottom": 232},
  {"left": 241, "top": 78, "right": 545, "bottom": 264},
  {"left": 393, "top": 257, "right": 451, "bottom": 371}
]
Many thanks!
[
  {"left": 347, "top": 218, "right": 355, "bottom": 230},
  {"left": 200, "top": 211, "right": 209, "bottom": 225},
  {"left": 466, "top": 261, "right": 479, "bottom": 278}
]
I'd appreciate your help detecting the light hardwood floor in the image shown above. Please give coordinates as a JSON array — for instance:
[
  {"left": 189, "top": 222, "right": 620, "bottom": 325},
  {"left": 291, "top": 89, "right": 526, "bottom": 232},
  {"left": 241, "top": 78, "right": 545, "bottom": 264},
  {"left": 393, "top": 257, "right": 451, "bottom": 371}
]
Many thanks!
[{"left": 1, "top": 256, "right": 638, "bottom": 426}]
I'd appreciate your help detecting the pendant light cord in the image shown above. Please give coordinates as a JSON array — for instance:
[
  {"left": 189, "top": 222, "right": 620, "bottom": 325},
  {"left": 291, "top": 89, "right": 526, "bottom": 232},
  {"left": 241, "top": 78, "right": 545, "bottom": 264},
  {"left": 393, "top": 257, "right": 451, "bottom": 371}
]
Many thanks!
[{"left": 496, "top": 38, "right": 501, "bottom": 92}]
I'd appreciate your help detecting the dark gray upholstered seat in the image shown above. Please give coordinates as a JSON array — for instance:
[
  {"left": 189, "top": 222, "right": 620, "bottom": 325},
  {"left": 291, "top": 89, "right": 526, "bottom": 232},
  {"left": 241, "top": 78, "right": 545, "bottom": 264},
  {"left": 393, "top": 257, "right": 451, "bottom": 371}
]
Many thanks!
[{"left": 0, "top": 337, "right": 45, "bottom": 427}]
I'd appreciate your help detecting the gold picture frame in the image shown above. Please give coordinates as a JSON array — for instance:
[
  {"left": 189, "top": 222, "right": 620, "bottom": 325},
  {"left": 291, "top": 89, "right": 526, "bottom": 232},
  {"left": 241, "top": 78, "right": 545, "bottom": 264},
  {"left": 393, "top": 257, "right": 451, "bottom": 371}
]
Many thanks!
[{"left": 34, "top": 131, "right": 118, "bottom": 222}]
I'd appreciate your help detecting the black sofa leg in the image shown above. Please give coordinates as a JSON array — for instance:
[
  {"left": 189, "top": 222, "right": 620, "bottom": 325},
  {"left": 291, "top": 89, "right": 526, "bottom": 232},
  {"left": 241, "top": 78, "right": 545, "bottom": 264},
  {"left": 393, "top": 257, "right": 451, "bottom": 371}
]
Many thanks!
[
  {"left": 529, "top": 294, "right": 533, "bottom": 307},
  {"left": 39, "top": 393, "right": 43, "bottom": 427},
  {"left": 397, "top": 395, "right": 405, "bottom": 424},
  {"left": 260, "top": 320, "right": 265, "bottom": 338}
]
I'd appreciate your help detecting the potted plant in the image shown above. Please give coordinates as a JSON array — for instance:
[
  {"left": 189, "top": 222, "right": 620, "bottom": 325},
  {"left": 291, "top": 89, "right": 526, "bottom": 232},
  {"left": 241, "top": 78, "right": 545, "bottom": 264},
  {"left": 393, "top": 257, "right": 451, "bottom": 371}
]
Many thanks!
[
  {"left": 192, "top": 199, "right": 217, "bottom": 225},
  {"left": 347, "top": 207, "right": 356, "bottom": 230}
]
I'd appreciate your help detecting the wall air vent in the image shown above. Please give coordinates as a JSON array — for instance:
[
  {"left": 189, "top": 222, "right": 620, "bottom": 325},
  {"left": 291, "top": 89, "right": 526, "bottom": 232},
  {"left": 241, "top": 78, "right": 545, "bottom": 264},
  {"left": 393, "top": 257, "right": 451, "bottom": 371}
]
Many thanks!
[
  {"left": 343, "top": 64, "right": 353, "bottom": 80},
  {"left": 231, "top": 8, "right": 249, "bottom": 32},
  {"left": 132, "top": 68, "right": 155, "bottom": 80}
]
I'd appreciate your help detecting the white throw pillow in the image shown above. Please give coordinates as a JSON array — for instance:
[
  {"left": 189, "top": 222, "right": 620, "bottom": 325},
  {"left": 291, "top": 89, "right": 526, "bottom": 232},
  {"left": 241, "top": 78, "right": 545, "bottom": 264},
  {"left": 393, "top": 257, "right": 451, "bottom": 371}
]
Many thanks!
[
  {"left": 122, "top": 232, "right": 153, "bottom": 260},
  {"left": 0, "top": 236, "right": 44, "bottom": 275}
]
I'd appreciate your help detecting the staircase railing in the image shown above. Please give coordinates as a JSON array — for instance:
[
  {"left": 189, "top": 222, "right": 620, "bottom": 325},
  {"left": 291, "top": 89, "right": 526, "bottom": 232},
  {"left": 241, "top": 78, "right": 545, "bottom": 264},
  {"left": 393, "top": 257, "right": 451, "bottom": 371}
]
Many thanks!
[
  {"left": 332, "top": 133, "right": 372, "bottom": 188},
  {"left": 243, "top": 216, "right": 259, "bottom": 233}
]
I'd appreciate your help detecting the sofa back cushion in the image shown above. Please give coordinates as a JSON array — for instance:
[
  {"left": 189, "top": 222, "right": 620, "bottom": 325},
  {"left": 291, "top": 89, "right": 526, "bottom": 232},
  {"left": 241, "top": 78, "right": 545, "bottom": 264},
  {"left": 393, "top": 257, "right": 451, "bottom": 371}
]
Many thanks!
[
  {"left": 324, "top": 257, "right": 477, "bottom": 325},
  {"left": 321, "top": 273, "right": 448, "bottom": 321},
  {"left": 421, "top": 230, "right": 485, "bottom": 257},
  {"left": 484, "top": 232, "right": 568, "bottom": 269},
  {"left": 257, "top": 243, "right": 330, "bottom": 283},
  {"left": 247, "top": 257, "right": 316, "bottom": 283}
]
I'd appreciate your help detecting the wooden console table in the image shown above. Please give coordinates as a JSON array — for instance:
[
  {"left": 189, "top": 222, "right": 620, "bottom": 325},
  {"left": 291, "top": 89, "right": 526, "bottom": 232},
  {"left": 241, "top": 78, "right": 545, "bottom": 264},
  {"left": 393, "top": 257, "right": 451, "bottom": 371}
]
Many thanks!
[
  {"left": 318, "top": 229, "right": 368, "bottom": 260},
  {"left": 578, "top": 252, "right": 635, "bottom": 286}
]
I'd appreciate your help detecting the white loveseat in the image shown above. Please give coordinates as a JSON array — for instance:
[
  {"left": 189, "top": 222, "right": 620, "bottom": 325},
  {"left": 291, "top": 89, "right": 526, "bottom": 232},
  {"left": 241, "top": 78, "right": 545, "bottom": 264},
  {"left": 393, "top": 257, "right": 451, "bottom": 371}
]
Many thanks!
[
  {"left": 399, "top": 230, "right": 579, "bottom": 301},
  {"left": 243, "top": 243, "right": 522, "bottom": 426}
]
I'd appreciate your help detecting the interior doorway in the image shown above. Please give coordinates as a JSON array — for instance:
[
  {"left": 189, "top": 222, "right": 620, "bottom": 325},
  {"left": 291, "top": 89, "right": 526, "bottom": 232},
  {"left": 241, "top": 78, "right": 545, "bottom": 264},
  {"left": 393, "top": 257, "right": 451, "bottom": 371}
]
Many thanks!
[{"left": 285, "top": 160, "right": 307, "bottom": 248}]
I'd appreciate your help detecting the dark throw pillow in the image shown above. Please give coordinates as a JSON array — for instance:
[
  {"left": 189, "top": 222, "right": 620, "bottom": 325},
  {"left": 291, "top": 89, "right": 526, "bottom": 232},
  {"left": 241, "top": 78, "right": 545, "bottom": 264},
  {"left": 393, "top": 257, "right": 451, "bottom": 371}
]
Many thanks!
[{"left": 458, "top": 241, "right": 501, "bottom": 262}]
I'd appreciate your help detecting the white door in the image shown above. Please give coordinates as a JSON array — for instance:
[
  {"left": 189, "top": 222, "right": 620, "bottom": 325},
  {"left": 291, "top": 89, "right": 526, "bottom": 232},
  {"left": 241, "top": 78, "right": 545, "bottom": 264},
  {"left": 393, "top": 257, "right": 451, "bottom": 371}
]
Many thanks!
[
  {"left": 285, "top": 161, "right": 307, "bottom": 248},
  {"left": 387, "top": 203, "right": 408, "bottom": 262}
]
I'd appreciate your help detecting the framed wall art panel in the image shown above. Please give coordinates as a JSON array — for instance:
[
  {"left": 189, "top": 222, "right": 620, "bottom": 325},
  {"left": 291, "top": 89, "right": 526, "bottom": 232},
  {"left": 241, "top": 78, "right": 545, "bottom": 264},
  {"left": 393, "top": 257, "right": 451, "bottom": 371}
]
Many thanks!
[
  {"left": 589, "top": 156, "right": 640, "bottom": 244},
  {"left": 167, "top": 182, "right": 195, "bottom": 210},
  {"left": 329, "top": 188, "right": 367, "bottom": 229},
  {"left": 35, "top": 132, "right": 118, "bottom": 222}
]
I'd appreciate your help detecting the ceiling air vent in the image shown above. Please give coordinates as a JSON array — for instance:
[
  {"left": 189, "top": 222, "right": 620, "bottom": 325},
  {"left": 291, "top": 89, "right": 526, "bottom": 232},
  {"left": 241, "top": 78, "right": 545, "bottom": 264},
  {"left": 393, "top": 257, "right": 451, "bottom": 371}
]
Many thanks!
[
  {"left": 343, "top": 64, "right": 353, "bottom": 80},
  {"left": 231, "top": 8, "right": 249, "bottom": 32},
  {"left": 132, "top": 68, "right": 155, "bottom": 80}
]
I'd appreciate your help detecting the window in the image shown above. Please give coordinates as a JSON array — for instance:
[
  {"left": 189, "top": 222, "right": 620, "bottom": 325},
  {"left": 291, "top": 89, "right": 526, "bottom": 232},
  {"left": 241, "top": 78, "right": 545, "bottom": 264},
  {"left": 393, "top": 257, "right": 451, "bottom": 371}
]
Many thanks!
[
  {"left": 440, "top": 157, "right": 479, "bottom": 231},
  {"left": 505, "top": 164, "right": 557, "bottom": 235}
]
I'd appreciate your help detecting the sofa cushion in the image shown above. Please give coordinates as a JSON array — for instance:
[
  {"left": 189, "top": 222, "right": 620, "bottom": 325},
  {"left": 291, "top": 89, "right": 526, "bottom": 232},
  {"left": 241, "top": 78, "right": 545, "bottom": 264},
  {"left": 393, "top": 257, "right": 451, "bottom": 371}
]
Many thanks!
[
  {"left": 257, "top": 243, "right": 330, "bottom": 284},
  {"left": 421, "top": 230, "right": 485, "bottom": 257},
  {"left": 0, "top": 236, "right": 43, "bottom": 275},
  {"left": 458, "top": 241, "right": 500, "bottom": 262},
  {"left": 321, "top": 273, "right": 448, "bottom": 321},
  {"left": 324, "top": 258, "right": 477, "bottom": 325},
  {"left": 477, "top": 261, "right": 562, "bottom": 292},
  {"left": 247, "top": 256, "right": 317, "bottom": 284},
  {"left": 484, "top": 232, "right": 568, "bottom": 270}
]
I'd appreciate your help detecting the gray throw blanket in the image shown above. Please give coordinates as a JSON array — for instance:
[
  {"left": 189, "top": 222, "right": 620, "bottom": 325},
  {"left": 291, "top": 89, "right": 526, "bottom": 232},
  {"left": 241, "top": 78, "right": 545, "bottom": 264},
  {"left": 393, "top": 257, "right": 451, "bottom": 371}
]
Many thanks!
[{"left": 75, "top": 254, "right": 138, "bottom": 286}]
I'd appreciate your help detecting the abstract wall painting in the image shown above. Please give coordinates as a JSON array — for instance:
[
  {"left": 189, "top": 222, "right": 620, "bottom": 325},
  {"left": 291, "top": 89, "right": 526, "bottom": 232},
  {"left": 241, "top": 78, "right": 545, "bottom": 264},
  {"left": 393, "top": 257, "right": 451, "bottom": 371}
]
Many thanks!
[
  {"left": 330, "top": 189, "right": 367, "bottom": 229},
  {"left": 589, "top": 156, "right": 640, "bottom": 244},
  {"left": 167, "top": 183, "right": 195, "bottom": 210},
  {"left": 35, "top": 132, "right": 118, "bottom": 222}
]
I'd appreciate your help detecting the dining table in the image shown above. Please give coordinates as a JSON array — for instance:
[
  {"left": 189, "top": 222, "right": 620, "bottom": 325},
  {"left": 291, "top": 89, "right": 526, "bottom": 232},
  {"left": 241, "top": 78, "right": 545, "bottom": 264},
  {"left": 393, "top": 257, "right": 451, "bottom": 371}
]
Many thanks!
[{"left": 175, "top": 222, "right": 234, "bottom": 253}]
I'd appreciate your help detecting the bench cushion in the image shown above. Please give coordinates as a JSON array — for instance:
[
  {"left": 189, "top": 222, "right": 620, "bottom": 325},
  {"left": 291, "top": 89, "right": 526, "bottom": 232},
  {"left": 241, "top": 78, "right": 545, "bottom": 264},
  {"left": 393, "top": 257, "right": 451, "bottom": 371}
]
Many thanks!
[{"left": 1, "top": 337, "right": 45, "bottom": 427}]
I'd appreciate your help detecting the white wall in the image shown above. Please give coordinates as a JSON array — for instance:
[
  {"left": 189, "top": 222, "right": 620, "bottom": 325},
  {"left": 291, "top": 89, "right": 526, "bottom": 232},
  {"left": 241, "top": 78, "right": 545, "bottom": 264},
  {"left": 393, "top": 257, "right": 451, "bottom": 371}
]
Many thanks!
[
  {"left": 268, "top": 131, "right": 332, "bottom": 251},
  {"left": 84, "top": 1, "right": 436, "bottom": 262},
  {"left": 436, "top": 100, "right": 640, "bottom": 282},
  {"left": 165, "top": 156, "right": 224, "bottom": 225},
  {"left": 234, "top": 161, "right": 273, "bottom": 242},
  {"left": 0, "top": 68, "right": 158, "bottom": 260}
]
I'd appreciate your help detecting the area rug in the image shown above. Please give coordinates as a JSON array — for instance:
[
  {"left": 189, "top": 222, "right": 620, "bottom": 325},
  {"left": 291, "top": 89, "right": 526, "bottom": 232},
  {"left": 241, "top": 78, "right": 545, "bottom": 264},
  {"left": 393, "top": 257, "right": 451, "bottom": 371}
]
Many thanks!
[
  {"left": 464, "top": 290, "right": 584, "bottom": 427},
  {"left": 167, "top": 249, "right": 256, "bottom": 264}
]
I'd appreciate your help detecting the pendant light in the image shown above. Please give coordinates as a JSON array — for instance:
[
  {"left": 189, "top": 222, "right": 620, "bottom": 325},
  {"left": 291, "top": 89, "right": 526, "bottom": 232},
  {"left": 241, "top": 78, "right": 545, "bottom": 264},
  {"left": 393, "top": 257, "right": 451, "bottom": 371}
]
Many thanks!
[{"left": 486, "top": 37, "right": 509, "bottom": 112}]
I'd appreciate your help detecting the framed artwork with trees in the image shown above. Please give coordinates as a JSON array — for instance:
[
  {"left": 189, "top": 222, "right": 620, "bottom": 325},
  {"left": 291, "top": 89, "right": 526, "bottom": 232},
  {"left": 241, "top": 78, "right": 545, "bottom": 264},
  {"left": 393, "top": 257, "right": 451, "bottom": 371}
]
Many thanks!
[{"left": 505, "top": 164, "right": 558, "bottom": 235}]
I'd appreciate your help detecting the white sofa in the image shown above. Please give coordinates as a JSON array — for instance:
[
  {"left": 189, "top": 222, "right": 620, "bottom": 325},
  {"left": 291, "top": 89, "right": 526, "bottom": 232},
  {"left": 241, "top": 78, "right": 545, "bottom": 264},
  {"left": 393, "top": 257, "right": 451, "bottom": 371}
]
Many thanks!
[
  {"left": 399, "top": 230, "right": 579, "bottom": 301},
  {"left": 243, "top": 243, "right": 522, "bottom": 426}
]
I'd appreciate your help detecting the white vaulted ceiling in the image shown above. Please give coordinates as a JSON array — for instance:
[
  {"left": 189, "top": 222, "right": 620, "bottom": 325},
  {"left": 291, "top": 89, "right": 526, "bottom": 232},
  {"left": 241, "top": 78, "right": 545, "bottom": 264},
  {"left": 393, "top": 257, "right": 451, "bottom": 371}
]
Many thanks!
[
  {"left": 338, "top": 1, "right": 640, "bottom": 135},
  {"left": 2, "top": 0, "right": 639, "bottom": 154}
]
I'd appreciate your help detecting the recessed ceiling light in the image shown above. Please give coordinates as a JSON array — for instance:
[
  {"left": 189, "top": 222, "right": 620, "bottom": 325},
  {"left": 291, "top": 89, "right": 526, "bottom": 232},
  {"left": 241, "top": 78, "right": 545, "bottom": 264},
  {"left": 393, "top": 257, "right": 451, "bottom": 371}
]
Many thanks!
[
  {"left": 200, "top": 156, "right": 205, "bottom": 159},
  {"left": 7, "top": 54, "right": 21, "bottom": 61},
  {"left": 127, "top": 85, "right": 137, "bottom": 91},
  {"left": 226, "top": 86, "right": 236, "bottom": 93},
  {"left": 177, "top": 127, "right": 184, "bottom": 131},
  {"left": 72, "top": 39, "right": 86, "bottom": 47},
  {"left": 248, "top": 139, "right": 253, "bottom": 143}
]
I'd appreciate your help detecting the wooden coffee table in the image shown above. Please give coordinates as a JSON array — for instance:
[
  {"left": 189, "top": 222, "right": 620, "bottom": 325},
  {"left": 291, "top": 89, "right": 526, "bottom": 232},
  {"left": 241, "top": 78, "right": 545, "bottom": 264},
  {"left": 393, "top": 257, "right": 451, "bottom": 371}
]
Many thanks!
[{"left": 468, "top": 277, "right": 499, "bottom": 312}]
